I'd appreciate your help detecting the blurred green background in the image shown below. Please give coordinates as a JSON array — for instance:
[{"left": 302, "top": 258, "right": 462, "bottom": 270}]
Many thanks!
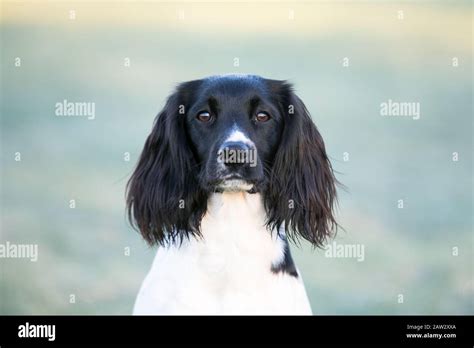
[{"left": 1, "top": 1, "right": 472, "bottom": 314}]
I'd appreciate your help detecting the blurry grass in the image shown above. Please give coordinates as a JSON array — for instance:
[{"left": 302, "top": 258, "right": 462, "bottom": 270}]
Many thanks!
[{"left": 1, "top": 2, "right": 472, "bottom": 314}]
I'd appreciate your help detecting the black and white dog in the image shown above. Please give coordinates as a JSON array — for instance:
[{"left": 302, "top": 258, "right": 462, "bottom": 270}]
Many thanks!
[{"left": 127, "top": 74, "right": 338, "bottom": 315}]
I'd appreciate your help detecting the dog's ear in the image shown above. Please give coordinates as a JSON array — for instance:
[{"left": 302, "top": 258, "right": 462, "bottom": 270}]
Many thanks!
[
  {"left": 265, "top": 83, "right": 338, "bottom": 247},
  {"left": 126, "top": 83, "right": 207, "bottom": 246}
]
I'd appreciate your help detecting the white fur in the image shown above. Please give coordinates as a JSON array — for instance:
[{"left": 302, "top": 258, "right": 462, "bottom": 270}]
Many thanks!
[
  {"left": 218, "top": 179, "right": 253, "bottom": 191},
  {"left": 133, "top": 192, "right": 312, "bottom": 315},
  {"left": 224, "top": 126, "right": 255, "bottom": 147}
]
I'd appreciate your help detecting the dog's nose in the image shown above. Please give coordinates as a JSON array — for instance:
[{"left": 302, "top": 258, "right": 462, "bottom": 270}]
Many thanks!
[{"left": 218, "top": 141, "right": 251, "bottom": 168}]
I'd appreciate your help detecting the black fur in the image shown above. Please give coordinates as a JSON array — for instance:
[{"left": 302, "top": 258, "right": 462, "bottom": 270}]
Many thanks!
[
  {"left": 264, "top": 83, "right": 338, "bottom": 247},
  {"left": 271, "top": 236, "right": 298, "bottom": 278}
]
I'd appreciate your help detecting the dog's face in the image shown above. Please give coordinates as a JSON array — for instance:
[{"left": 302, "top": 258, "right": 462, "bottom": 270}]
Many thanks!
[
  {"left": 185, "top": 76, "right": 283, "bottom": 192},
  {"left": 127, "top": 75, "right": 337, "bottom": 247}
]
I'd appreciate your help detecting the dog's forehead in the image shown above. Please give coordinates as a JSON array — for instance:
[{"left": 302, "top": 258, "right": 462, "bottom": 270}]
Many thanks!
[{"left": 199, "top": 74, "right": 269, "bottom": 98}]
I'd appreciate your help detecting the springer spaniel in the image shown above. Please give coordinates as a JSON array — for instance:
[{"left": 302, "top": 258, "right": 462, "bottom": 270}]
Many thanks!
[{"left": 127, "top": 74, "right": 338, "bottom": 315}]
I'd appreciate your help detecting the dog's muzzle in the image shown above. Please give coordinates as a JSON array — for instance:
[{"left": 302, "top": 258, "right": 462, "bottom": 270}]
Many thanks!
[
  {"left": 215, "top": 141, "right": 258, "bottom": 191},
  {"left": 217, "top": 141, "right": 257, "bottom": 171}
]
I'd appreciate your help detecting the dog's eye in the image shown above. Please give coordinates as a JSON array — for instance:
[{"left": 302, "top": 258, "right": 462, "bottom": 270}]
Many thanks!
[
  {"left": 197, "top": 111, "right": 212, "bottom": 122},
  {"left": 256, "top": 111, "right": 271, "bottom": 122}
]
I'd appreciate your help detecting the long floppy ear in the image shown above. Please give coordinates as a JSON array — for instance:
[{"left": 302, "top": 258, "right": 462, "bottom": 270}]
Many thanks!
[
  {"left": 126, "top": 86, "right": 208, "bottom": 246},
  {"left": 265, "top": 84, "right": 338, "bottom": 247}
]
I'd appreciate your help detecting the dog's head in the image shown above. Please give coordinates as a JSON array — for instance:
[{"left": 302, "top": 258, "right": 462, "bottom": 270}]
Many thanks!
[{"left": 126, "top": 74, "right": 338, "bottom": 246}]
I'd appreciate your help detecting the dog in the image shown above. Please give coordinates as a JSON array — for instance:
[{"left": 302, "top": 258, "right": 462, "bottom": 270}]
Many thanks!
[{"left": 127, "top": 74, "right": 338, "bottom": 315}]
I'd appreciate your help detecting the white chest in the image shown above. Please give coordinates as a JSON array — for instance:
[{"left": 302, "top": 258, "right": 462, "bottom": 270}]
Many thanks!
[{"left": 133, "top": 192, "right": 312, "bottom": 315}]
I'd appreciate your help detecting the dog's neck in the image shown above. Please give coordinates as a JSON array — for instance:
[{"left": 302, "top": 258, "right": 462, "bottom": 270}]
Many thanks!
[
  {"left": 205, "top": 191, "right": 265, "bottom": 226},
  {"left": 197, "top": 191, "right": 285, "bottom": 265}
]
